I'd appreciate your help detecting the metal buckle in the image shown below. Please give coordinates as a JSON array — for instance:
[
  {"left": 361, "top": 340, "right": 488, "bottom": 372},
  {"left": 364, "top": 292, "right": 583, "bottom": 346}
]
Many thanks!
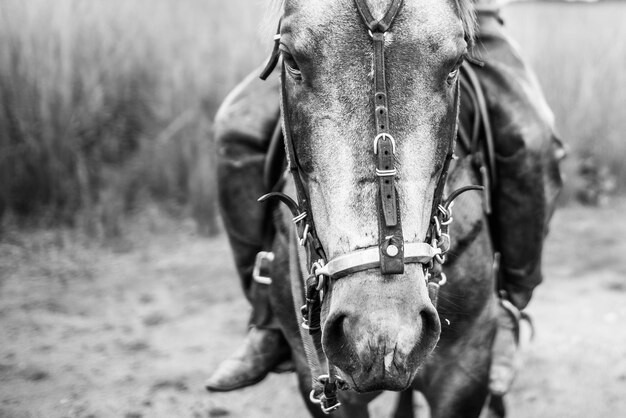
[
  {"left": 438, "top": 272, "right": 447, "bottom": 286},
  {"left": 300, "top": 304, "right": 321, "bottom": 331},
  {"left": 321, "top": 402, "right": 342, "bottom": 415},
  {"left": 309, "top": 388, "right": 341, "bottom": 413},
  {"left": 299, "top": 224, "right": 310, "bottom": 247},
  {"left": 309, "top": 375, "right": 347, "bottom": 414},
  {"left": 373, "top": 133, "right": 396, "bottom": 155},
  {"left": 375, "top": 168, "right": 397, "bottom": 177},
  {"left": 252, "top": 251, "right": 275, "bottom": 285},
  {"left": 293, "top": 212, "right": 307, "bottom": 224}
]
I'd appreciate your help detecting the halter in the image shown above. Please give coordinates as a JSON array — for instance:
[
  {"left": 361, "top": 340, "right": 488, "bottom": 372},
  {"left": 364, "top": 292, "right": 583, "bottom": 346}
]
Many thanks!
[{"left": 258, "top": 0, "right": 482, "bottom": 413}]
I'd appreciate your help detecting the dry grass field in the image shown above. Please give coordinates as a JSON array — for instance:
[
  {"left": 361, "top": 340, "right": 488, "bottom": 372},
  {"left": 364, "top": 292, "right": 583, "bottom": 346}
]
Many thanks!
[
  {"left": 502, "top": 1, "right": 626, "bottom": 198},
  {"left": 0, "top": 0, "right": 267, "bottom": 234},
  {"left": 1, "top": 0, "right": 625, "bottom": 229}
]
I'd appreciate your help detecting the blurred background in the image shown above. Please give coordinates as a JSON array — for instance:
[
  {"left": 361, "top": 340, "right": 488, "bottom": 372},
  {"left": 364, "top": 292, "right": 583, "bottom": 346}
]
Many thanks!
[
  {"left": 0, "top": 1, "right": 625, "bottom": 417},
  {"left": 1, "top": 0, "right": 623, "bottom": 236}
]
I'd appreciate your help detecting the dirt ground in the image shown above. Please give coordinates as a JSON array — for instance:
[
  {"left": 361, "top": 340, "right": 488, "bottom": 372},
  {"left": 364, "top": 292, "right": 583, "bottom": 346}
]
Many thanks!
[{"left": 1, "top": 200, "right": 625, "bottom": 418}]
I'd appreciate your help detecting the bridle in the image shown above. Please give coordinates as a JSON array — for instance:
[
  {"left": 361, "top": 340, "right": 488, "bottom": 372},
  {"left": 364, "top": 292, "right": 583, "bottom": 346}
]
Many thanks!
[{"left": 258, "top": 0, "right": 482, "bottom": 413}]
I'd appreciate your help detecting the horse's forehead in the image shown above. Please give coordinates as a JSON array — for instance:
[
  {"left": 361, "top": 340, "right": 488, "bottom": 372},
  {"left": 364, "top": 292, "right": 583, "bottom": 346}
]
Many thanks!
[
  {"left": 364, "top": 0, "right": 401, "bottom": 20},
  {"left": 287, "top": 0, "right": 461, "bottom": 52}
]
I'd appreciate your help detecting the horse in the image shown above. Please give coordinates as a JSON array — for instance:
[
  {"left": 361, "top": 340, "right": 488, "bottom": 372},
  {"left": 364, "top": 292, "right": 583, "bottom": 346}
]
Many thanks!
[{"left": 260, "top": 0, "right": 499, "bottom": 416}]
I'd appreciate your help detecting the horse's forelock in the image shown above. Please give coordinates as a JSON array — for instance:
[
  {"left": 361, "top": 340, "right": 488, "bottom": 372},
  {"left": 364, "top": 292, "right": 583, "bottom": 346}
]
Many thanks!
[
  {"left": 263, "top": 0, "right": 286, "bottom": 38},
  {"left": 454, "top": 0, "right": 477, "bottom": 46}
]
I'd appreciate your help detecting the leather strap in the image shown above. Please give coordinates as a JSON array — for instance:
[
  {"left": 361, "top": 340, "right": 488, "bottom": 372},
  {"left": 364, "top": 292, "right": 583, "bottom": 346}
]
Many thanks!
[
  {"left": 457, "top": 61, "right": 495, "bottom": 215},
  {"left": 461, "top": 61, "right": 496, "bottom": 189},
  {"left": 354, "top": 0, "right": 404, "bottom": 32},
  {"left": 317, "top": 242, "right": 441, "bottom": 279},
  {"left": 428, "top": 80, "right": 460, "bottom": 241},
  {"left": 259, "top": 20, "right": 282, "bottom": 81},
  {"left": 280, "top": 67, "right": 327, "bottom": 266},
  {"left": 354, "top": 0, "right": 405, "bottom": 275},
  {"left": 264, "top": 122, "right": 286, "bottom": 191}
]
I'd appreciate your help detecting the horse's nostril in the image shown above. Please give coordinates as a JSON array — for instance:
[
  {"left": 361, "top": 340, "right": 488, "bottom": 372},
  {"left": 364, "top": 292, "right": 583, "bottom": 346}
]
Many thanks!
[
  {"left": 420, "top": 306, "right": 442, "bottom": 349},
  {"left": 323, "top": 312, "right": 370, "bottom": 375},
  {"left": 324, "top": 314, "right": 349, "bottom": 358}
]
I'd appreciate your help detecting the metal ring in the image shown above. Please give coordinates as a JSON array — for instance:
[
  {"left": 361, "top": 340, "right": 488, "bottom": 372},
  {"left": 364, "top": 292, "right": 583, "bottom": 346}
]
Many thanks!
[
  {"left": 373, "top": 133, "right": 396, "bottom": 155},
  {"left": 309, "top": 390, "right": 322, "bottom": 404},
  {"left": 437, "top": 233, "right": 451, "bottom": 254},
  {"left": 316, "top": 275, "right": 326, "bottom": 291},
  {"left": 299, "top": 224, "right": 310, "bottom": 246},
  {"left": 293, "top": 212, "right": 307, "bottom": 224},
  {"left": 310, "top": 261, "right": 323, "bottom": 276},
  {"left": 317, "top": 374, "right": 330, "bottom": 382},
  {"left": 322, "top": 402, "right": 342, "bottom": 414},
  {"left": 439, "top": 272, "right": 447, "bottom": 286},
  {"left": 438, "top": 204, "right": 450, "bottom": 219},
  {"left": 252, "top": 251, "right": 274, "bottom": 285},
  {"left": 441, "top": 216, "right": 453, "bottom": 226},
  {"left": 375, "top": 168, "right": 397, "bottom": 177},
  {"left": 311, "top": 260, "right": 327, "bottom": 291},
  {"left": 301, "top": 321, "right": 320, "bottom": 331},
  {"left": 432, "top": 216, "right": 442, "bottom": 238}
]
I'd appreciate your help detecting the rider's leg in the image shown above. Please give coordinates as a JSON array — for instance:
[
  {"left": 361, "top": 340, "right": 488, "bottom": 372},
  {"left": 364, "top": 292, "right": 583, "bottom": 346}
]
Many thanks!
[
  {"left": 471, "top": 11, "right": 564, "bottom": 395},
  {"left": 205, "top": 68, "right": 289, "bottom": 392}
]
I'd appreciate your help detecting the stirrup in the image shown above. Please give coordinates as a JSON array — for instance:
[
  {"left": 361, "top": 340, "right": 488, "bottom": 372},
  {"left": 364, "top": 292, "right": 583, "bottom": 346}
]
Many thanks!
[
  {"left": 497, "top": 292, "right": 535, "bottom": 345},
  {"left": 253, "top": 251, "right": 275, "bottom": 285}
]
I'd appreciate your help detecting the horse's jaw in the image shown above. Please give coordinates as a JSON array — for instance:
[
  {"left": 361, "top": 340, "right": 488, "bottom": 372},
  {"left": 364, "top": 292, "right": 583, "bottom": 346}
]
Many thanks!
[{"left": 321, "top": 264, "right": 441, "bottom": 393}]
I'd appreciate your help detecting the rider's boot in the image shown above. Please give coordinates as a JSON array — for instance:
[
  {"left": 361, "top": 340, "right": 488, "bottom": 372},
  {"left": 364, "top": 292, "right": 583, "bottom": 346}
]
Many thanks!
[
  {"left": 489, "top": 294, "right": 528, "bottom": 396},
  {"left": 471, "top": 9, "right": 564, "bottom": 395},
  {"left": 205, "top": 68, "right": 289, "bottom": 392},
  {"left": 205, "top": 327, "right": 291, "bottom": 391}
]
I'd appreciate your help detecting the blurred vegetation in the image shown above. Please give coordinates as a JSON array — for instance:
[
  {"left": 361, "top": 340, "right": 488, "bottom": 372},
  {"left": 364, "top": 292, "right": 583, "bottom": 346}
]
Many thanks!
[
  {"left": 503, "top": 2, "right": 626, "bottom": 203},
  {"left": 0, "top": 1, "right": 623, "bottom": 237},
  {"left": 0, "top": 0, "right": 266, "bottom": 237}
]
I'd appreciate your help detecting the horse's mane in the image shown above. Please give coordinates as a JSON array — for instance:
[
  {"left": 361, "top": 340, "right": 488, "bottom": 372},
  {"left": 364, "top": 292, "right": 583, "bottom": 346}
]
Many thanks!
[
  {"left": 263, "top": 0, "right": 285, "bottom": 38},
  {"left": 454, "top": 0, "right": 477, "bottom": 46},
  {"left": 264, "top": 0, "right": 476, "bottom": 45}
]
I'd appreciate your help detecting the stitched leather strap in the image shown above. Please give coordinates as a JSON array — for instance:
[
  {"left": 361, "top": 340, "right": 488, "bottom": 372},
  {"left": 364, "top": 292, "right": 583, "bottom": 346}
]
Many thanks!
[
  {"left": 279, "top": 68, "right": 327, "bottom": 266},
  {"left": 317, "top": 242, "right": 441, "bottom": 279},
  {"left": 259, "top": 20, "right": 282, "bottom": 80},
  {"left": 355, "top": 0, "right": 405, "bottom": 274},
  {"left": 354, "top": 0, "right": 404, "bottom": 32}
]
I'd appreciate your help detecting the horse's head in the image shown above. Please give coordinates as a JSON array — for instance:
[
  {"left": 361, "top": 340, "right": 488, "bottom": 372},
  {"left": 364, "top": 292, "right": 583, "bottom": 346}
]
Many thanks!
[{"left": 277, "top": 0, "right": 474, "bottom": 392}]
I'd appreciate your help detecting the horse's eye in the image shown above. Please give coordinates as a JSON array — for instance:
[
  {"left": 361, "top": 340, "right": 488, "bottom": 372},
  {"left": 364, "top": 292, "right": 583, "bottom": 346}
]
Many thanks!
[
  {"left": 281, "top": 50, "right": 302, "bottom": 80},
  {"left": 446, "top": 68, "right": 460, "bottom": 85},
  {"left": 446, "top": 53, "right": 466, "bottom": 85}
]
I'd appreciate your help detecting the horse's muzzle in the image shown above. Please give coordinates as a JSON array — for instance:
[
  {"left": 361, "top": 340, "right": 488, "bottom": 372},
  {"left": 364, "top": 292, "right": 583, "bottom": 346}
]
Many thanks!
[{"left": 321, "top": 265, "right": 441, "bottom": 392}]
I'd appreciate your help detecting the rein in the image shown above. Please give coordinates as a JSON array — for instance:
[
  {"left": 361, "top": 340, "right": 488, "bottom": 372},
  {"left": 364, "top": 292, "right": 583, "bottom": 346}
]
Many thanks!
[{"left": 258, "top": 0, "right": 484, "bottom": 413}]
